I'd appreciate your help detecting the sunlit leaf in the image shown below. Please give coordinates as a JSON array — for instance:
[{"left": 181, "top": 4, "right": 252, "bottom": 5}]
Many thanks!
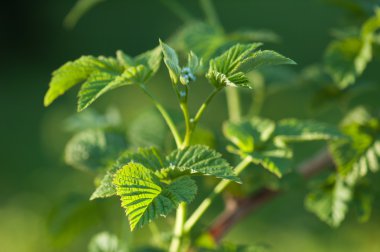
[{"left": 113, "top": 163, "right": 196, "bottom": 230}]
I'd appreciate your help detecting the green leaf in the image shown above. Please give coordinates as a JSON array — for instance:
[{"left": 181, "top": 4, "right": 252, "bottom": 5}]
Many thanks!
[
  {"left": 77, "top": 47, "right": 162, "bottom": 111},
  {"left": 113, "top": 163, "right": 196, "bottom": 231},
  {"left": 206, "top": 43, "right": 294, "bottom": 89},
  {"left": 237, "top": 50, "right": 296, "bottom": 73},
  {"left": 329, "top": 119, "right": 380, "bottom": 178},
  {"left": 324, "top": 9, "right": 380, "bottom": 89},
  {"left": 305, "top": 175, "right": 353, "bottom": 227},
  {"left": 77, "top": 67, "right": 134, "bottom": 111},
  {"left": 44, "top": 56, "right": 114, "bottom": 106},
  {"left": 64, "top": 129, "right": 127, "bottom": 172},
  {"left": 160, "top": 40, "right": 181, "bottom": 84},
  {"left": 90, "top": 147, "right": 165, "bottom": 200},
  {"left": 166, "top": 145, "right": 240, "bottom": 183},
  {"left": 274, "top": 119, "right": 344, "bottom": 146},
  {"left": 223, "top": 118, "right": 276, "bottom": 152},
  {"left": 88, "top": 231, "right": 123, "bottom": 252},
  {"left": 206, "top": 43, "right": 261, "bottom": 88},
  {"left": 248, "top": 151, "right": 292, "bottom": 178},
  {"left": 324, "top": 38, "right": 371, "bottom": 89},
  {"left": 45, "top": 47, "right": 161, "bottom": 111}
]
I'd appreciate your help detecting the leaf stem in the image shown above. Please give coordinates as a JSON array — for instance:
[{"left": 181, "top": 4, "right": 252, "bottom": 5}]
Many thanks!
[
  {"left": 160, "top": 0, "right": 194, "bottom": 23},
  {"left": 139, "top": 84, "right": 183, "bottom": 148},
  {"left": 169, "top": 202, "right": 187, "bottom": 252},
  {"left": 193, "top": 87, "right": 222, "bottom": 127},
  {"left": 199, "top": 0, "right": 223, "bottom": 32},
  {"left": 225, "top": 88, "right": 242, "bottom": 123},
  {"left": 184, "top": 155, "right": 252, "bottom": 233}
]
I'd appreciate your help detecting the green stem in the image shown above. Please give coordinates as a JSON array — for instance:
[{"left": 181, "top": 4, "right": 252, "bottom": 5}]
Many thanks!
[
  {"left": 199, "top": 0, "right": 223, "bottom": 32},
  {"left": 184, "top": 156, "right": 252, "bottom": 233},
  {"left": 139, "top": 85, "right": 183, "bottom": 148},
  {"left": 193, "top": 87, "right": 222, "bottom": 127},
  {"left": 169, "top": 202, "right": 187, "bottom": 252},
  {"left": 160, "top": 0, "right": 194, "bottom": 23},
  {"left": 225, "top": 88, "right": 242, "bottom": 123},
  {"left": 181, "top": 102, "right": 192, "bottom": 149}
]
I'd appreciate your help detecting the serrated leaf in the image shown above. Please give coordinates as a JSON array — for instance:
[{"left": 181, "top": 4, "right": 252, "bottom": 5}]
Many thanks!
[
  {"left": 274, "top": 119, "right": 343, "bottom": 146},
  {"left": 45, "top": 47, "right": 161, "bottom": 111},
  {"left": 64, "top": 129, "right": 127, "bottom": 172},
  {"left": 206, "top": 43, "right": 294, "bottom": 88},
  {"left": 88, "top": 231, "right": 123, "bottom": 252},
  {"left": 166, "top": 145, "right": 240, "bottom": 183},
  {"left": 113, "top": 163, "right": 196, "bottom": 231},
  {"left": 160, "top": 40, "right": 181, "bottom": 84},
  {"left": 305, "top": 175, "right": 353, "bottom": 227},
  {"left": 90, "top": 147, "right": 165, "bottom": 200},
  {"left": 238, "top": 50, "right": 296, "bottom": 73},
  {"left": 44, "top": 56, "right": 112, "bottom": 106}
]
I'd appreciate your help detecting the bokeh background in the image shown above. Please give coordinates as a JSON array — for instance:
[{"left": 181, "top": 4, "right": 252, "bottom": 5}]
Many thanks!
[{"left": 1, "top": 0, "right": 379, "bottom": 251}]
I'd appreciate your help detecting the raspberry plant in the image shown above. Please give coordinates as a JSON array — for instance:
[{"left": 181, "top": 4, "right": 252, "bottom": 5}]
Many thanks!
[{"left": 44, "top": 0, "right": 380, "bottom": 251}]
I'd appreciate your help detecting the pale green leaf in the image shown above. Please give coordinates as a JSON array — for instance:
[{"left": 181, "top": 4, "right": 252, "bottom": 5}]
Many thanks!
[
  {"left": 88, "top": 231, "right": 123, "bottom": 252},
  {"left": 160, "top": 40, "right": 181, "bottom": 84},
  {"left": 166, "top": 145, "right": 240, "bottom": 183},
  {"left": 64, "top": 129, "right": 127, "bottom": 172},
  {"left": 305, "top": 175, "right": 353, "bottom": 227},
  {"left": 113, "top": 163, "right": 196, "bottom": 230}
]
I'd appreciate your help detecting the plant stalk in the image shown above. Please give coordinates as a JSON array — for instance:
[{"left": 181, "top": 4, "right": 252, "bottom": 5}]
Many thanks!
[
  {"left": 160, "top": 0, "right": 194, "bottom": 23},
  {"left": 184, "top": 155, "right": 252, "bottom": 232},
  {"left": 169, "top": 202, "right": 187, "bottom": 252},
  {"left": 199, "top": 0, "right": 223, "bottom": 32},
  {"left": 139, "top": 85, "right": 183, "bottom": 148},
  {"left": 225, "top": 88, "right": 242, "bottom": 123}
]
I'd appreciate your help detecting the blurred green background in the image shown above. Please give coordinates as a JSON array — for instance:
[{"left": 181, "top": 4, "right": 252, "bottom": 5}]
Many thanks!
[{"left": 1, "top": 0, "right": 379, "bottom": 251}]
